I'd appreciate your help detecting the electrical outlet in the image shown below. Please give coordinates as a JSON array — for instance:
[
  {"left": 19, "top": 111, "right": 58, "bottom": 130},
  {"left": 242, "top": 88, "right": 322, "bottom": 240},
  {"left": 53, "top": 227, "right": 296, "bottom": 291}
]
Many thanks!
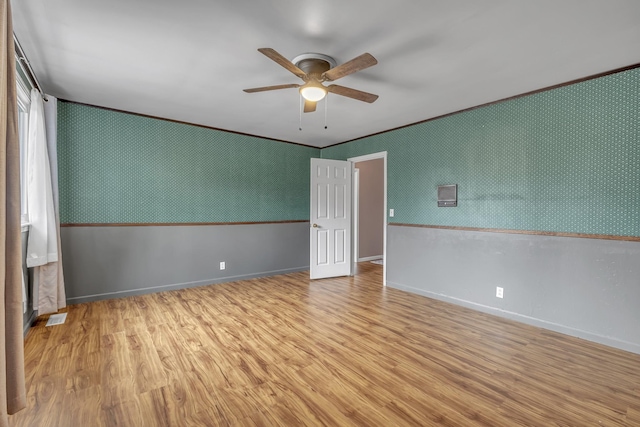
[
  {"left": 220, "top": 261, "right": 226, "bottom": 270},
  {"left": 389, "top": 208, "right": 395, "bottom": 217},
  {"left": 496, "top": 287, "right": 504, "bottom": 298}
]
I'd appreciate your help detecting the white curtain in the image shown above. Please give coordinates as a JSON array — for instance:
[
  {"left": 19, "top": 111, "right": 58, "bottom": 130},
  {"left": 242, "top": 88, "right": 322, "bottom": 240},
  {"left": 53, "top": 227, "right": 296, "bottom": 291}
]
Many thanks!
[
  {"left": 38, "top": 95, "right": 66, "bottom": 314},
  {"left": 25, "top": 90, "right": 65, "bottom": 314}
]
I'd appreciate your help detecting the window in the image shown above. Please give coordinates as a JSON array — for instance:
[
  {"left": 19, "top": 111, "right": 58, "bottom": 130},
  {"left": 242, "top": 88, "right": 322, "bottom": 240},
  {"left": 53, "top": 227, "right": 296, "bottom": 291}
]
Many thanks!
[{"left": 16, "top": 63, "right": 31, "bottom": 226}]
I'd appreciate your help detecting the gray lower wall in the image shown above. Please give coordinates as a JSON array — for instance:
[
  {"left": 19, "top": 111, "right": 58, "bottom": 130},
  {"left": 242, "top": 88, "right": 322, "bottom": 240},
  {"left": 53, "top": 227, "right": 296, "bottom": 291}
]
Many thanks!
[
  {"left": 387, "top": 225, "right": 640, "bottom": 355},
  {"left": 61, "top": 222, "right": 310, "bottom": 304}
]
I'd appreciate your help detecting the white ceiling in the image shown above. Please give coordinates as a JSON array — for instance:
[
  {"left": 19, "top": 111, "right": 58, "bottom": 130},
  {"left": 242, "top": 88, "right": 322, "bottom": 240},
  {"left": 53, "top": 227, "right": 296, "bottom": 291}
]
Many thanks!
[{"left": 11, "top": 0, "right": 640, "bottom": 148}]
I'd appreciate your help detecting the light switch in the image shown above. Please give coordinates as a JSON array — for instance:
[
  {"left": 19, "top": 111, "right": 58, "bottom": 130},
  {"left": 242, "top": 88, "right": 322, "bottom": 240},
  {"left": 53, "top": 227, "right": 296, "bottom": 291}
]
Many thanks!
[{"left": 389, "top": 209, "right": 394, "bottom": 217}]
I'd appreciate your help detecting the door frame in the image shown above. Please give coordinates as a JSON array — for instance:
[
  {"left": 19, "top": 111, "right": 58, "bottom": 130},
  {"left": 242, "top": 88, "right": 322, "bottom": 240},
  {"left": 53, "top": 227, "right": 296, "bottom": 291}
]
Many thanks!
[
  {"left": 353, "top": 168, "right": 360, "bottom": 263},
  {"left": 348, "top": 151, "right": 387, "bottom": 286}
]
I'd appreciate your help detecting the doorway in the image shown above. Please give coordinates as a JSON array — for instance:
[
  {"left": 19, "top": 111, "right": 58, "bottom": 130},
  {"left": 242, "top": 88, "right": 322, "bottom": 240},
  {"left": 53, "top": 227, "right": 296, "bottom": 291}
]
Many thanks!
[{"left": 349, "top": 152, "right": 387, "bottom": 286}]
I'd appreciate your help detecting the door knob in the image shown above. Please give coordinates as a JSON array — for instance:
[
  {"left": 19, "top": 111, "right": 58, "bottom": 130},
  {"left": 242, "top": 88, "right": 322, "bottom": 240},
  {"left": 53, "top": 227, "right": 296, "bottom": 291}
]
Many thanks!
[{"left": 312, "top": 223, "right": 318, "bottom": 228}]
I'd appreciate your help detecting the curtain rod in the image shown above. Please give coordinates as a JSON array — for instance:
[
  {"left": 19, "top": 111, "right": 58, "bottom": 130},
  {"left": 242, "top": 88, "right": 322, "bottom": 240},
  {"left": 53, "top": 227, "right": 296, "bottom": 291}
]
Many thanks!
[{"left": 13, "top": 33, "right": 46, "bottom": 98}]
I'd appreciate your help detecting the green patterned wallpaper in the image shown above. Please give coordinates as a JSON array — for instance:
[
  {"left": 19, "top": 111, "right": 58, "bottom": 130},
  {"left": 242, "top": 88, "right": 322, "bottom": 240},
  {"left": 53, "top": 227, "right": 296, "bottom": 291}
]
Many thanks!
[
  {"left": 58, "top": 102, "right": 319, "bottom": 223},
  {"left": 58, "top": 68, "right": 639, "bottom": 233},
  {"left": 323, "top": 68, "right": 640, "bottom": 237}
]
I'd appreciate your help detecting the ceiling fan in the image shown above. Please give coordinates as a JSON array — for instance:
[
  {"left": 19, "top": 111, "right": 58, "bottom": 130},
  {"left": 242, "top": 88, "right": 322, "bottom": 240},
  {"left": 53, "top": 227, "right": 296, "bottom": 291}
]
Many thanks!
[{"left": 243, "top": 48, "right": 379, "bottom": 113}]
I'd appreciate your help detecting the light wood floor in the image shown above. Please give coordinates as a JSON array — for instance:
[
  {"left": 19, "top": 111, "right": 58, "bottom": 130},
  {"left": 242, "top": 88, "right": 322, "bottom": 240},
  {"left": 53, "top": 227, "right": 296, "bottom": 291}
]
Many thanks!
[{"left": 10, "top": 263, "right": 640, "bottom": 426}]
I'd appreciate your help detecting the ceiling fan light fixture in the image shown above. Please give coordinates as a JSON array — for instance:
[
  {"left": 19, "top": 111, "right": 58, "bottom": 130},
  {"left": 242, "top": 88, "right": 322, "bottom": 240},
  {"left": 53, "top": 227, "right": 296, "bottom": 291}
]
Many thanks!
[{"left": 300, "top": 82, "right": 326, "bottom": 102}]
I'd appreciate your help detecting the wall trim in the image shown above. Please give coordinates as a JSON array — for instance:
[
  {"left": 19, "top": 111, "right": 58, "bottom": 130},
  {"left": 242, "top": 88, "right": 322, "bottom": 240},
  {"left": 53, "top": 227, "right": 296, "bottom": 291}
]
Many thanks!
[
  {"left": 61, "top": 220, "right": 309, "bottom": 227},
  {"left": 387, "top": 280, "right": 640, "bottom": 356},
  {"left": 389, "top": 223, "right": 640, "bottom": 243},
  {"left": 66, "top": 266, "right": 309, "bottom": 305},
  {"left": 325, "top": 62, "right": 640, "bottom": 149}
]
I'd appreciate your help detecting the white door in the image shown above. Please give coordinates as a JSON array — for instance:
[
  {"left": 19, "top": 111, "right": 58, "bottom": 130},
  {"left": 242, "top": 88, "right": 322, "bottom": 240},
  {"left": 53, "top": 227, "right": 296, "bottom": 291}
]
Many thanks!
[{"left": 310, "top": 158, "right": 352, "bottom": 279}]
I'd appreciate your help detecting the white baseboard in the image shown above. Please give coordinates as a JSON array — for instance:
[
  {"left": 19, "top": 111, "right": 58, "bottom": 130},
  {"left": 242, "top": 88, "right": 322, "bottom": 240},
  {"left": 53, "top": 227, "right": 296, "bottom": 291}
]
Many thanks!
[
  {"left": 23, "top": 309, "right": 38, "bottom": 337},
  {"left": 67, "top": 266, "right": 309, "bottom": 304},
  {"left": 358, "top": 255, "right": 383, "bottom": 262}
]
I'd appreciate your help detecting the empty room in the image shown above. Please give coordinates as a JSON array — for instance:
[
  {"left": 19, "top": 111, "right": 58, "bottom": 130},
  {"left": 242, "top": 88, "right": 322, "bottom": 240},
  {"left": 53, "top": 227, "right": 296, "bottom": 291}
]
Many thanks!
[{"left": 2, "top": 0, "right": 640, "bottom": 425}]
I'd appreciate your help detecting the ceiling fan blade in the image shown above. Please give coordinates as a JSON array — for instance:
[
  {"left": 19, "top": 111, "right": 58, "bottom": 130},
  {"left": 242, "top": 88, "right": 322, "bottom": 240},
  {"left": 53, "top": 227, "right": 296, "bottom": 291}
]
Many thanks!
[
  {"left": 322, "top": 53, "right": 378, "bottom": 81},
  {"left": 327, "top": 85, "right": 378, "bottom": 103},
  {"left": 243, "top": 83, "right": 300, "bottom": 93},
  {"left": 303, "top": 100, "right": 317, "bottom": 113},
  {"left": 258, "top": 48, "right": 307, "bottom": 79}
]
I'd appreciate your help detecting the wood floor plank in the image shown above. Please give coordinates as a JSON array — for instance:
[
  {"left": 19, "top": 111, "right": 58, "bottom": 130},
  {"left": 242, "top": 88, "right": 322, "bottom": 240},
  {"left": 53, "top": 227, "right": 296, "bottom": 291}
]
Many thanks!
[
  {"left": 125, "top": 324, "right": 168, "bottom": 394},
  {"left": 99, "top": 299, "right": 126, "bottom": 334},
  {"left": 58, "top": 386, "right": 102, "bottom": 427},
  {"left": 22, "top": 319, "right": 51, "bottom": 393},
  {"left": 137, "top": 387, "right": 173, "bottom": 427},
  {"left": 133, "top": 294, "right": 165, "bottom": 327},
  {"left": 267, "top": 365, "right": 355, "bottom": 426},
  {"left": 294, "top": 361, "right": 402, "bottom": 423},
  {"left": 10, "top": 262, "right": 640, "bottom": 426},
  {"left": 101, "top": 331, "right": 137, "bottom": 410},
  {"left": 148, "top": 323, "right": 197, "bottom": 383},
  {"left": 626, "top": 406, "right": 640, "bottom": 425},
  {"left": 102, "top": 398, "right": 145, "bottom": 427},
  {"left": 149, "top": 292, "right": 182, "bottom": 325}
]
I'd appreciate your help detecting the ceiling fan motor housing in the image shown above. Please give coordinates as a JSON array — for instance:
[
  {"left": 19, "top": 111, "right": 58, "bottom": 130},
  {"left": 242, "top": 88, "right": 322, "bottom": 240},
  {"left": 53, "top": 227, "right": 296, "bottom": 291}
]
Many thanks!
[
  {"left": 297, "top": 59, "right": 330, "bottom": 79},
  {"left": 292, "top": 53, "right": 337, "bottom": 81}
]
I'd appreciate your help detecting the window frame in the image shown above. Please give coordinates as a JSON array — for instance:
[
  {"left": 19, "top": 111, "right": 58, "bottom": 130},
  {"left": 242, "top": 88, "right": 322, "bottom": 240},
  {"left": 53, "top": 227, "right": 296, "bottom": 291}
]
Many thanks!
[{"left": 16, "top": 62, "right": 31, "bottom": 226}]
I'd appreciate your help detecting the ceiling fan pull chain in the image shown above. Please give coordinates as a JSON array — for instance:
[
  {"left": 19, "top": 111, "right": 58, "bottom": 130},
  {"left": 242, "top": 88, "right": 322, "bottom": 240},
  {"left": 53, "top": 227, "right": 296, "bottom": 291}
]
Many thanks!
[
  {"left": 324, "top": 94, "right": 328, "bottom": 129},
  {"left": 299, "top": 94, "right": 303, "bottom": 131}
]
